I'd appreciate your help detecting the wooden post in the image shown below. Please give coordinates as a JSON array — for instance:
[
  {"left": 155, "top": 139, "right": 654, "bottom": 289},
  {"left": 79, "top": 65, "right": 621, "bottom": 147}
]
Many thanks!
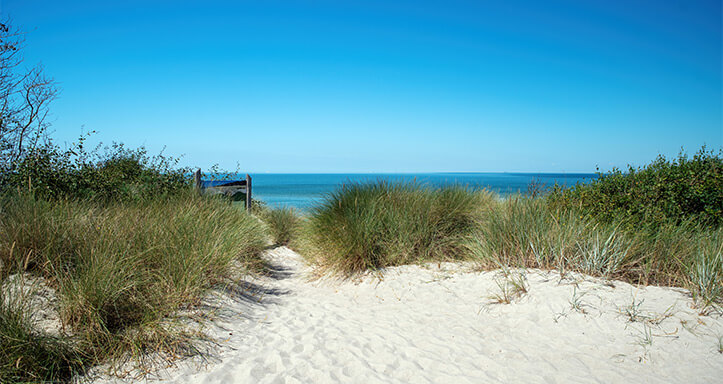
[
  {"left": 194, "top": 169, "right": 202, "bottom": 190},
  {"left": 245, "top": 174, "right": 252, "bottom": 212}
]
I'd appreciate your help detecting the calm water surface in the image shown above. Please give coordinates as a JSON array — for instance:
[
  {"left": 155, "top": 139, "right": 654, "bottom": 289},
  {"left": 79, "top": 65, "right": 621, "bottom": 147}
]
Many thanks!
[{"left": 247, "top": 173, "right": 596, "bottom": 211}]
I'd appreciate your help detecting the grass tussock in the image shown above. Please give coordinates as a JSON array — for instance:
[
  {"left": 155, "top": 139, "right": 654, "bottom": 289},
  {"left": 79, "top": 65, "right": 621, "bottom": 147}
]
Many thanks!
[
  {"left": 472, "top": 196, "right": 722, "bottom": 307},
  {"left": 258, "top": 207, "right": 302, "bottom": 246},
  {"left": 0, "top": 191, "right": 267, "bottom": 381},
  {"left": 0, "top": 286, "right": 83, "bottom": 383},
  {"left": 301, "top": 181, "right": 493, "bottom": 276},
  {"left": 688, "top": 232, "right": 723, "bottom": 310},
  {"left": 488, "top": 270, "right": 528, "bottom": 304},
  {"left": 474, "top": 197, "right": 638, "bottom": 280}
]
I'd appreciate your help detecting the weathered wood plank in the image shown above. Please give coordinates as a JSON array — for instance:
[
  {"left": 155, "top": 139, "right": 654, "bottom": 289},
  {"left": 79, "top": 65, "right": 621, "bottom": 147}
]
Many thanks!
[
  {"left": 195, "top": 169, "right": 253, "bottom": 212},
  {"left": 194, "top": 169, "right": 202, "bottom": 190},
  {"left": 245, "top": 174, "right": 252, "bottom": 212}
]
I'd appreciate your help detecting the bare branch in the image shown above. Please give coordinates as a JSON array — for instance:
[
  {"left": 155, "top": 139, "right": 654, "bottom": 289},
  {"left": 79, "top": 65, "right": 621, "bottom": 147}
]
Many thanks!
[{"left": 0, "top": 19, "right": 59, "bottom": 169}]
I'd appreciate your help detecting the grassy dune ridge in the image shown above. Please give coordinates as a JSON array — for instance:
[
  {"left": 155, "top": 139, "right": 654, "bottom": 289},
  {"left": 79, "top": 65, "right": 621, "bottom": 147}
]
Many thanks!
[
  {"left": 299, "top": 173, "right": 722, "bottom": 310},
  {"left": 0, "top": 191, "right": 267, "bottom": 382}
]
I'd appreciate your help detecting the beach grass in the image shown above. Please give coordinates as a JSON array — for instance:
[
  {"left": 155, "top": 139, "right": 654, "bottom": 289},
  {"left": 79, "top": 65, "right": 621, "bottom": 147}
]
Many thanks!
[
  {"left": 257, "top": 206, "right": 303, "bottom": 246},
  {"left": 0, "top": 191, "right": 267, "bottom": 381},
  {"left": 472, "top": 197, "right": 639, "bottom": 279},
  {"left": 0, "top": 283, "right": 84, "bottom": 383},
  {"left": 300, "top": 177, "right": 721, "bottom": 308},
  {"left": 471, "top": 196, "right": 721, "bottom": 307},
  {"left": 488, "top": 270, "right": 528, "bottom": 304},
  {"left": 301, "top": 181, "right": 494, "bottom": 275}
]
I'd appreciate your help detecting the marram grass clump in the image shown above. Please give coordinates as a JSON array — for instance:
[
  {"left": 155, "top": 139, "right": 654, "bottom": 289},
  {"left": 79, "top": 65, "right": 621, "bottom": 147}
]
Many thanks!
[
  {"left": 258, "top": 206, "right": 302, "bottom": 246},
  {"left": 470, "top": 196, "right": 723, "bottom": 308},
  {"left": 301, "top": 181, "right": 493, "bottom": 276},
  {"left": 0, "top": 191, "right": 267, "bottom": 381},
  {"left": 0, "top": 285, "right": 84, "bottom": 383},
  {"left": 472, "top": 197, "right": 636, "bottom": 279}
]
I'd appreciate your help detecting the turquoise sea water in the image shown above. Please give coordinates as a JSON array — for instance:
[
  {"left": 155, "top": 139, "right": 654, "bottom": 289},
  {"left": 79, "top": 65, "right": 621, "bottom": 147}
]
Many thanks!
[{"left": 248, "top": 173, "right": 597, "bottom": 211}]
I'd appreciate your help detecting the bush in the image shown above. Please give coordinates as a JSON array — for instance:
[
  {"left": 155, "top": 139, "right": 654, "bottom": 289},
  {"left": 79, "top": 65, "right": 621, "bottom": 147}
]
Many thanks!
[
  {"left": 549, "top": 147, "right": 723, "bottom": 228},
  {"left": 302, "top": 181, "right": 492, "bottom": 275},
  {"left": 1, "top": 138, "right": 191, "bottom": 202}
]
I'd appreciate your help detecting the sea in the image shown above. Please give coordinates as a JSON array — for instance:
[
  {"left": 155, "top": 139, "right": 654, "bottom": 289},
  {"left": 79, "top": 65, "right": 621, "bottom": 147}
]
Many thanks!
[{"left": 247, "top": 173, "right": 597, "bottom": 211}]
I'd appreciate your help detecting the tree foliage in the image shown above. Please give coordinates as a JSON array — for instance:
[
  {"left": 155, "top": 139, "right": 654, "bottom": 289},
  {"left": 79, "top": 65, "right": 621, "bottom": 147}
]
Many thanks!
[
  {"left": 550, "top": 147, "right": 723, "bottom": 228},
  {"left": 0, "top": 20, "right": 190, "bottom": 201},
  {"left": 0, "top": 20, "right": 58, "bottom": 171},
  {"left": 3, "top": 134, "right": 192, "bottom": 202}
]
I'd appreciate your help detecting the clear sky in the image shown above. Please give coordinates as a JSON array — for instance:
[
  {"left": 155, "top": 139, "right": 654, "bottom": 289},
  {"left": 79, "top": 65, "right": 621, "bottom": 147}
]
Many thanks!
[{"left": 2, "top": 0, "right": 721, "bottom": 173}]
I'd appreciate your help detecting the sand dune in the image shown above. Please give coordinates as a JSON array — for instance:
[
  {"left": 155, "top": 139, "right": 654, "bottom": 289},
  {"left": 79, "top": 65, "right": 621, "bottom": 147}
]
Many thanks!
[{"left": 93, "top": 246, "right": 722, "bottom": 383}]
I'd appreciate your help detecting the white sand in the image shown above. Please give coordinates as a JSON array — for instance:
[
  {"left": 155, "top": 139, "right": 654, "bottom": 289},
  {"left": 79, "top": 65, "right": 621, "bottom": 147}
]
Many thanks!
[
  {"left": 93, "top": 246, "right": 723, "bottom": 384},
  {"left": 2, "top": 273, "right": 64, "bottom": 338}
]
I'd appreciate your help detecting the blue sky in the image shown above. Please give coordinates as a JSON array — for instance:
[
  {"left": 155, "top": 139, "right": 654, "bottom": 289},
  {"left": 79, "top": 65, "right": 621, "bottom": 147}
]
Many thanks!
[{"left": 2, "top": 0, "right": 721, "bottom": 173}]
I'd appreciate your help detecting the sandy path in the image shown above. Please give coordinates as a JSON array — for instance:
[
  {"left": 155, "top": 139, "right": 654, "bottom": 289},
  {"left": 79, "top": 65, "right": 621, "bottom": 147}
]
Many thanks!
[{"left": 96, "top": 246, "right": 723, "bottom": 384}]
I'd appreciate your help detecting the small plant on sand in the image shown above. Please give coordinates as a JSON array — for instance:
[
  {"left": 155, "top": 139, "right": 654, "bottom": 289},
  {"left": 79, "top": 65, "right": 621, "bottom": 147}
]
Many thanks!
[
  {"left": 636, "top": 323, "right": 654, "bottom": 349},
  {"left": 488, "top": 270, "right": 528, "bottom": 304},
  {"left": 569, "top": 286, "right": 588, "bottom": 314},
  {"left": 717, "top": 336, "right": 723, "bottom": 354},
  {"left": 645, "top": 305, "right": 675, "bottom": 326},
  {"left": 620, "top": 297, "right": 646, "bottom": 323},
  {"left": 688, "top": 234, "right": 723, "bottom": 312}
]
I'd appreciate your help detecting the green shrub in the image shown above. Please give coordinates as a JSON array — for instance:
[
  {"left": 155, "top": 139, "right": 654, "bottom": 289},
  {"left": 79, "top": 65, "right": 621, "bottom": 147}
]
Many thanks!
[
  {"left": 302, "top": 181, "right": 492, "bottom": 275},
  {"left": 1, "top": 139, "right": 191, "bottom": 202},
  {"left": 549, "top": 147, "right": 723, "bottom": 228}
]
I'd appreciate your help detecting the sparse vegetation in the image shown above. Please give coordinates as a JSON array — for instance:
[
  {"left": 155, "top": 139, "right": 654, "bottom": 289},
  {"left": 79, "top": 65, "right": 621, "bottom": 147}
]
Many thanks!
[
  {"left": 568, "top": 286, "right": 588, "bottom": 314},
  {"left": 488, "top": 270, "right": 528, "bottom": 304},
  {"left": 620, "top": 297, "right": 646, "bottom": 323},
  {"left": 637, "top": 323, "right": 655, "bottom": 349}
]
